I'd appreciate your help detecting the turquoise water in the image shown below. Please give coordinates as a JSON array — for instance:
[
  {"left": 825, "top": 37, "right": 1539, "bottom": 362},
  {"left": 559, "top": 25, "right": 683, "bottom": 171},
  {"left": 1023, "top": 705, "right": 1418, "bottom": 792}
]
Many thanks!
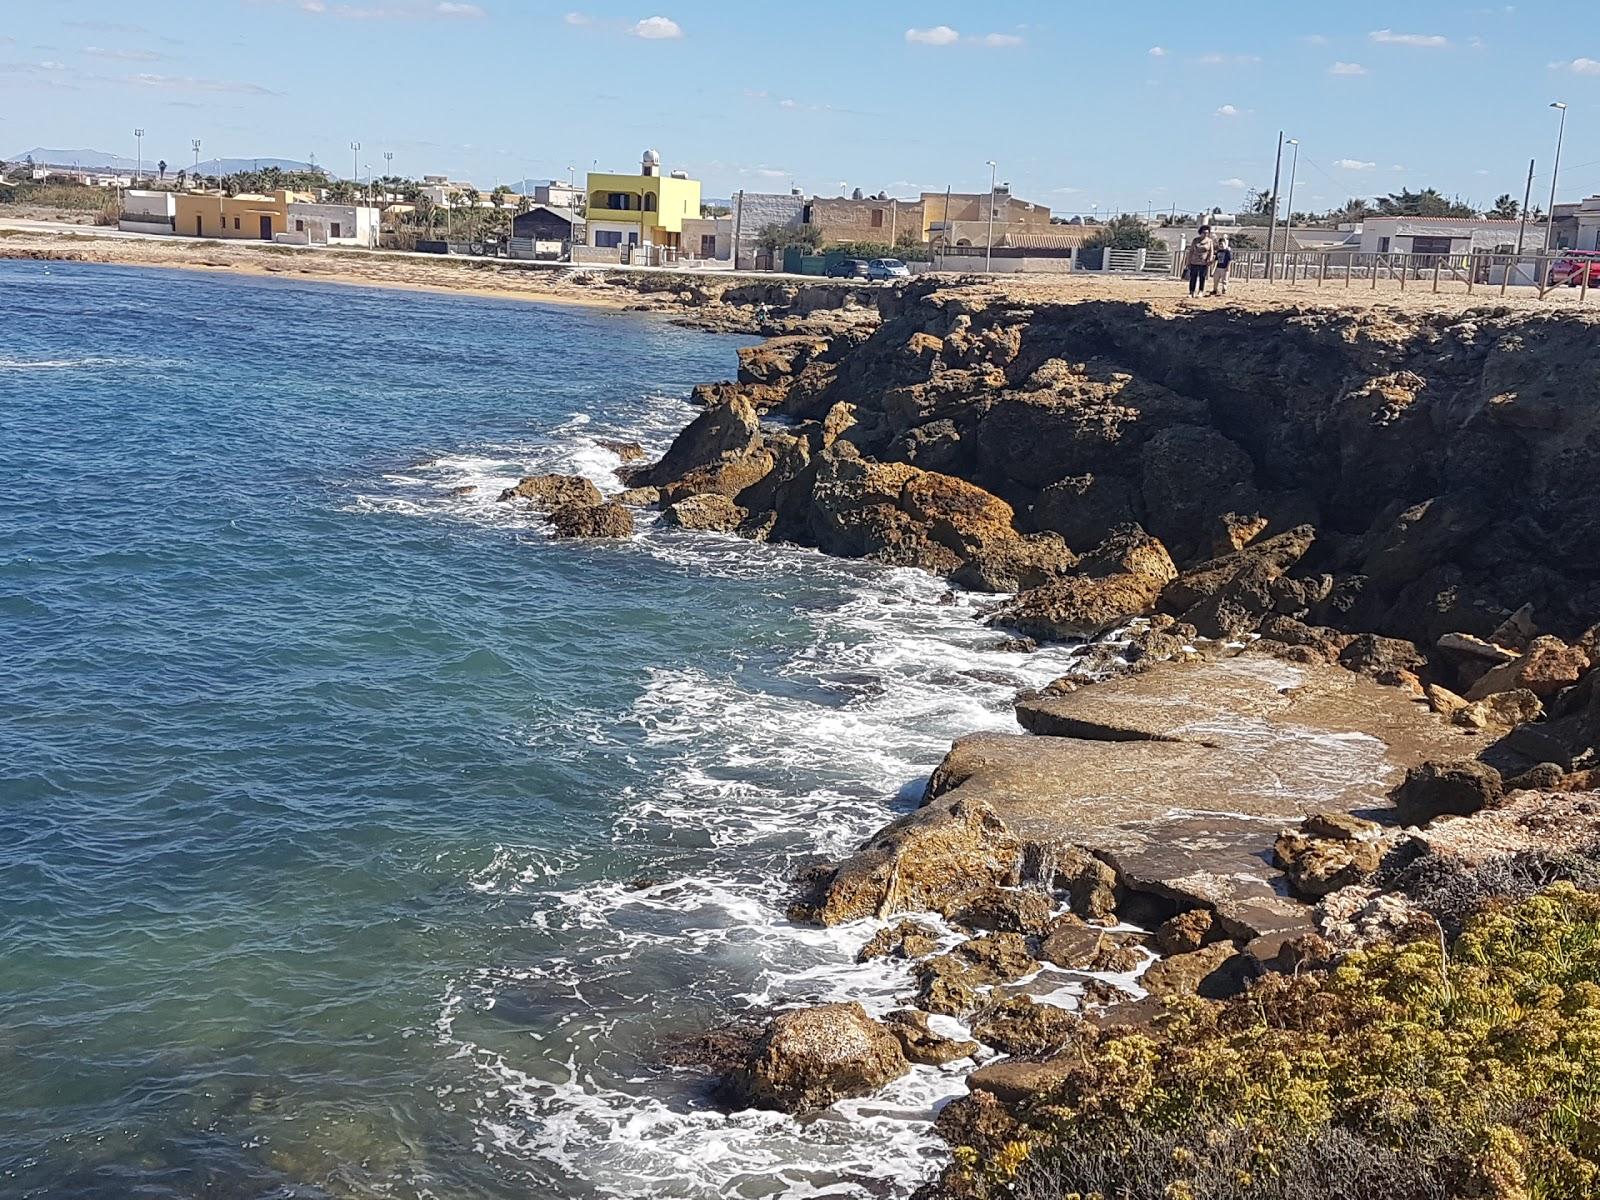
[{"left": 0, "top": 262, "right": 1084, "bottom": 1199}]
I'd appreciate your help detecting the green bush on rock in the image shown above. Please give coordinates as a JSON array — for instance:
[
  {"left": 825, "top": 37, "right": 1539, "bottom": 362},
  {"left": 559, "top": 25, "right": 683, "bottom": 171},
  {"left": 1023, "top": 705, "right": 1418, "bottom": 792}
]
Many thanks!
[{"left": 940, "top": 885, "right": 1600, "bottom": 1200}]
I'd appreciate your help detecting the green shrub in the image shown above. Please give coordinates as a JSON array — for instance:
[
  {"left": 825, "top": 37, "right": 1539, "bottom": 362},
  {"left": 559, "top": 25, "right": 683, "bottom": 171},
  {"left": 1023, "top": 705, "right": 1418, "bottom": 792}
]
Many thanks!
[{"left": 943, "top": 885, "right": 1600, "bottom": 1200}]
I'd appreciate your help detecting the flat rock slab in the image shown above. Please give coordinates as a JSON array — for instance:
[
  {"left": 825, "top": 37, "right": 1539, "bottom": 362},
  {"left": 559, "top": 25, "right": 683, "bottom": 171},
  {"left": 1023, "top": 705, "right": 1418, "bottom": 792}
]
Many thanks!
[{"left": 933, "top": 652, "right": 1470, "bottom": 939}]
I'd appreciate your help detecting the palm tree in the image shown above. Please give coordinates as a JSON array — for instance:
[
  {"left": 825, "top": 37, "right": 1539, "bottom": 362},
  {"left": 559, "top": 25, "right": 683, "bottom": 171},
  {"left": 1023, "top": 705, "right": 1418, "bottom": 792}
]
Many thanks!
[
  {"left": 1331, "top": 197, "right": 1375, "bottom": 225},
  {"left": 157, "top": 159, "right": 167, "bottom": 181},
  {"left": 176, "top": 168, "right": 187, "bottom": 190},
  {"left": 1487, "top": 193, "right": 1520, "bottom": 220}
]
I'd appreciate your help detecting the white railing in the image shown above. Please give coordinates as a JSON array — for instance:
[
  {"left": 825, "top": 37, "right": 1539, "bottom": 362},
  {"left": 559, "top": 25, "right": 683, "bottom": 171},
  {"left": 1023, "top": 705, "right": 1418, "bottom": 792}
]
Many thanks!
[{"left": 1224, "top": 249, "right": 1596, "bottom": 300}]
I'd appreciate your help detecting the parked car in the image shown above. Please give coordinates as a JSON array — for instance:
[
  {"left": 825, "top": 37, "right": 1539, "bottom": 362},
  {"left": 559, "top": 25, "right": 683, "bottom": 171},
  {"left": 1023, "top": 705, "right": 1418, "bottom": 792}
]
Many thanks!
[
  {"left": 1551, "top": 251, "right": 1600, "bottom": 288},
  {"left": 866, "top": 258, "right": 910, "bottom": 280},
  {"left": 826, "top": 257, "right": 870, "bottom": 279}
]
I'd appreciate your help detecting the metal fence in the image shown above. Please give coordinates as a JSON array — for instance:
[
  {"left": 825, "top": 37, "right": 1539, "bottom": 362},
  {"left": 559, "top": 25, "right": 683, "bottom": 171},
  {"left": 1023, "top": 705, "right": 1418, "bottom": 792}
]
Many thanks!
[{"left": 1222, "top": 249, "right": 1597, "bottom": 302}]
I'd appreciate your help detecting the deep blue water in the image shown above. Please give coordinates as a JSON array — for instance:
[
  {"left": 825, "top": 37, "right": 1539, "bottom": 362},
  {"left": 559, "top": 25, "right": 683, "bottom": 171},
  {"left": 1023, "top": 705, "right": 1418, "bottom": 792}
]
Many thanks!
[{"left": 0, "top": 262, "right": 1084, "bottom": 1200}]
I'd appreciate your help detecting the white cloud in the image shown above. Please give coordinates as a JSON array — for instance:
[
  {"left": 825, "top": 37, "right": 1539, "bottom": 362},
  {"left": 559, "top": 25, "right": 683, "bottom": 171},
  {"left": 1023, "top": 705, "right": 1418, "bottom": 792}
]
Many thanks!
[
  {"left": 1329, "top": 61, "right": 1368, "bottom": 75},
  {"left": 286, "top": 0, "right": 484, "bottom": 18},
  {"left": 778, "top": 98, "right": 797, "bottom": 108},
  {"left": 1300, "top": 34, "right": 1329, "bottom": 45},
  {"left": 38, "top": 60, "right": 67, "bottom": 70},
  {"left": 1052, "top": 185, "right": 1084, "bottom": 194},
  {"left": 1215, "top": 104, "right": 1240, "bottom": 117},
  {"left": 84, "top": 45, "right": 166, "bottom": 61},
  {"left": 1148, "top": 45, "right": 1167, "bottom": 57},
  {"left": 434, "top": 1, "right": 484, "bottom": 15},
  {"left": 126, "top": 72, "right": 277, "bottom": 94},
  {"left": 1369, "top": 29, "right": 1449, "bottom": 47},
  {"left": 630, "top": 15, "right": 681, "bottom": 38},
  {"left": 979, "top": 32, "right": 1023, "bottom": 47},
  {"left": 906, "top": 25, "right": 960, "bottom": 45},
  {"left": 1334, "top": 158, "right": 1377, "bottom": 170},
  {"left": 563, "top": 11, "right": 591, "bottom": 24},
  {"left": 1196, "top": 52, "right": 1261, "bottom": 65},
  {"left": 1556, "top": 56, "right": 1600, "bottom": 74},
  {"left": 1219, "top": 177, "right": 1249, "bottom": 188}
]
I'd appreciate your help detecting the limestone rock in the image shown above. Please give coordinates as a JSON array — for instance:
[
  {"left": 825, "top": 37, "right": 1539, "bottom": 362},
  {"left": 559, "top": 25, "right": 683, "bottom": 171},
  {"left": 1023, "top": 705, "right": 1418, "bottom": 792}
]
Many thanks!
[
  {"left": 1152, "top": 908, "right": 1217, "bottom": 956},
  {"left": 1465, "top": 635, "right": 1590, "bottom": 701},
  {"left": 857, "top": 919, "right": 941, "bottom": 964},
  {"left": 661, "top": 493, "right": 746, "bottom": 532},
  {"left": 1273, "top": 813, "right": 1386, "bottom": 899},
  {"left": 1140, "top": 941, "right": 1248, "bottom": 1000},
  {"left": 1038, "top": 925, "right": 1143, "bottom": 973},
  {"left": 597, "top": 438, "right": 647, "bottom": 462},
  {"left": 546, "top": 501, "right": 634, "bottom": 539},
  {"left": 991, "top": 526, "right": 1177, "bottom": 641},
  {"left": 1316, "top": 887, "right": 1438, "bottom": 950},
  {"left": 881, "top": 1008, "right": 979, "bottom": 1066},
  {"left": 631, "top": 396, "right": 760, "bottom": 488},
  {"left": 941, "top": 885, "right": 1054, "bottom": 935},
  {"left": 1159, "top": 525, "right": 1317, "bottom": 615},
  {"left": 723, "top": 1002, "right": 909, "bottom": 1112},
  {"left": 1453, "top": 687, "right": 1544, "bottom": 732},
  {"left": 1390, "top": 758, "right": 1504, "bottom": 825},
  {"left": 498, "top": 473, "right": 604, "bottom": 508},
  {"left": 1424, "top": 682, "right": 1468, "bottom": 718},
  {"left": 1337, "top": 633, "right": 1427, "bottom": 684},
  {"left": 914, "top": 933, "right": 1037, "bottom": 1015},
  {"left": 970, "top": 996, "right": 1084, "bottom": 1057}
]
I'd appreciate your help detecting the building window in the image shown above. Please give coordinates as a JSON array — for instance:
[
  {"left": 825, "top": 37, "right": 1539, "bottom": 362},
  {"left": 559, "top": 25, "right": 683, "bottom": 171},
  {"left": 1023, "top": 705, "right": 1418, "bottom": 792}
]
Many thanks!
[
  {"left": 1411, "top": 235, "right": 1453, "bottom": 256},
  {"left": 1378, "top": 236, "right": 1390, "bottom": 253},
  {"left": 871, "top": 209, "right": 884, "bottom": 229},
  {"left": 295, "top": 219, "right": 305, "bottom": 232},
  {"left": 700, "top": 234, "right": 718, "bottom": 258},
  {"left": 605, "top": 192, "right": 633, "bottom": 211},
  {"left": 595, "top": 231, "right": 622, "bottom": 248},
  {"left": 233, "top": 217, "right": 241, "bottom": 230},
  {"left": 643, "top": 193, "right": 657, "bottom": 212},
  {"left": 331, "top": 223, "right": 342, "bottom": 239}
]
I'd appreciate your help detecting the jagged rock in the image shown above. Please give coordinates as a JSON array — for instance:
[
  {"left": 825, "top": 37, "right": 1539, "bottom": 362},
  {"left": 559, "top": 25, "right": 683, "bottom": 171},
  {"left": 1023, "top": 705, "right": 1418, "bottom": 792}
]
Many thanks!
[
  {"left": 661, "top": 493, "right": 746, "bottom": 532},
  {"left": 788, "top": 796, "right": 1022, "bottom": 926},
  {"left": 1465, "top": 635, "right": 1590, "bottom": 701},
  {"left": 941, "top": 885, "right": 1054, "bottom": 934},
  {"left": 1030, "top": 472, "right": 1138, "bottom": 550},
  {"left": 1159, "top": 525, "right": 1317, "bottom": 615},
  {"left": 1140, "top": 941, "right": 1249, "bottom": 1000},
  {"left": 1436, "top": 631, "right": 1517, "bottom": 666},
  {"left": 857, "top": 919, "right": 941, "bottom": 963},
  {"left": 1062, "top": 856, "right": 1119, "bottom": 921},
  {"left": 1152, "top": 908, "right": 1217, "bottom": 956},
  {"left": 1317, "top": 887, "right": 1438, "bottom": 950},
  {"left": 498, "top": 473, "right": 604, "bottom": 508},
  {"left": 722, "top": 1002, "right": 908, "bottom": 1112},
  {"left": 1255, "top": 615, "right": 1353, "bottom": 664},
  {"left": 1505, "top": 762, "right": 1568, "bottom": 792},
  {"left": 597, "top": 438, "right": 647, "bottom": 462},
  {"left": 914, "top": 933, "right": 1038, "bottom": 1015},
  {"left": 659, "top": 1013, "right": 769, "bottom": 1074},
  {"left": 1454, "top": 687, "right": 1544, "bottom": 732},
  {"left": 1489, "top": 603, "right": 1538, "bottom": 652},
  {"left": 1409, "top": 789, "right": 1600, "bottom": 864},
  {"left": 1037, "top": 925, "right": 1143, "bottom": 973},
  {"left": 1079, "top": 978, "right": 1137, "bottom": 1009},
  {"left": 1207, "top": 511, "right": 1272, "bottom": 557},
  {"left": 546, "top": 501, "right": 634, "bottom": 539},
  {"left": 1338, "top": 633, "right": 1427, "bottom": 684},
  {"left": 632, "top": 396, "right": 760, "bottom": 488},
  {"left": 615, "top": 485, "right": 662, "bottom": 506},
  {"left": 736, "top": 335, "right": 831, "bottom": 385},
  {"left": 1139, "top": 425, "right": 1260, "bottom": 560},
  {"left": 970, "top": 996, "right": 1084, "bottom": 1057},
  {"left": 1424, "top": 682, "right": 1469, "bottom": 717},
  {"left": 881, "top": 1008, "right": 979, "bottom": 1066},
  {"left": 964, "top": 1057, "right": 1077, "bottom": 1108},
  {"left": 1391, "top": 759, "right": 1505, "bottom": 825},
  {"left": 990, "top": 526, "right": 1177, "bottom": 641},
  {"left": 1273, "top": 813, "right": 1387, "bottom": 899}
]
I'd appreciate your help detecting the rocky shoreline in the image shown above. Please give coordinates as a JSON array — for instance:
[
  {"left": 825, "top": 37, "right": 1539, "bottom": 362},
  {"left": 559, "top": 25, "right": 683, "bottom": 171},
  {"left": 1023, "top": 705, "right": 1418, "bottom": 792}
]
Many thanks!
[{"left": 500, "top": 278, "right": 1600, "bottom": 1196}]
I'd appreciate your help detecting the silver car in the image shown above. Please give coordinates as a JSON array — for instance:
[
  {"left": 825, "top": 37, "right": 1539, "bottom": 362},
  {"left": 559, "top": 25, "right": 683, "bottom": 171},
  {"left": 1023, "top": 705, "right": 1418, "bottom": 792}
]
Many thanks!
[{"left": 866, "top": 258, "right": 910, "bottom": 280}]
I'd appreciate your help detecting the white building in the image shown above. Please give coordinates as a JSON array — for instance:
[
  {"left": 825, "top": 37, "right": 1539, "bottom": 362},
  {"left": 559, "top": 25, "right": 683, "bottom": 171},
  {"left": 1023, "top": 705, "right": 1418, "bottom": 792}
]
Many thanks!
[
  {"left": 284, "top": 201, "right": 380, "bottom": 246},
  {"left": 1574, "top": 195, "right": 1600, "bottom": 252},
  {"left": 1358, "top": 217, "right": 1541, "bottom": 256},
  {"left": 534, "top": 181, "right": 585, "bottom": 209},
  {"left": 119, "top": 190, "right": 176, "bottom": 235}
]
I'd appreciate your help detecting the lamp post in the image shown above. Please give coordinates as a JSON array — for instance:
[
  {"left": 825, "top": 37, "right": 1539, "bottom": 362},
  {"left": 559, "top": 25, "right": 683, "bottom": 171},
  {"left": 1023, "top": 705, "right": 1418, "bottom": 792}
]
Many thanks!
[
  {"left": 134, "top": 128, "right": 144, "bottom": 186},
  {"left": 1281, "top": 138, "right": 1299, "bottom": 281},
  {"left": 383, "top": 151, "right": 393, "bottom": 198},
  {"left": 1265, "top": 130, "right": 1285, "bottom": 283},
  {"left": 351, "top": 141, "right": 361, "bottom": 193},
  {"left": 1544, "top": 102, "right": 1568, "bottom": 253},
  {"left": 985, "top": 160, "right": 998, "bottom": 273},
  {"left": 191, "top": 139, "right": 201, "bottom": 182}
]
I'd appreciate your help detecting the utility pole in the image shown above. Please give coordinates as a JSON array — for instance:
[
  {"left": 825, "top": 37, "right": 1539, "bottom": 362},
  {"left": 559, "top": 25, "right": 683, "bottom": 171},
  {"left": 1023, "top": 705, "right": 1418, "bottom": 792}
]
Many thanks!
[
  {"left": 985, "top": 160, "right": 997, "bottom": 273},
  {"left": 1282, "top": 138, "right": 1299, "bottom": 281},
  {"left": 192, "top": 139, "right": 201, "bottom": 183},
  {"left": 1544, "top": 102, "right": 1568, "bottom": 252},
  {"left": 731, "top": 188, "right": 743, "bottom": 270},
  {"left": 1514, "top": 157, "right": 1535, "bottom": 286},
  {"left": 384, "top": 151, "right": 393, "bottom": 197},
  {"left": 351, "top": 141, "right": 361, "bottom": 193},
  {"left": 134, "top": 128, "right": 144, "bottom": 186},
  {"left": 1265, "top": 130, "right": 1285, "bottom": 283}
]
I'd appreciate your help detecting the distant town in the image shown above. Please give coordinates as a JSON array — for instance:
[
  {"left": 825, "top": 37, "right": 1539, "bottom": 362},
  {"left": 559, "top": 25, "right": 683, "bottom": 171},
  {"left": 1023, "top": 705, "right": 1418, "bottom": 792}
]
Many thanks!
[{"left": 4, "top": 144, "right": 1599, "bottom": 285}]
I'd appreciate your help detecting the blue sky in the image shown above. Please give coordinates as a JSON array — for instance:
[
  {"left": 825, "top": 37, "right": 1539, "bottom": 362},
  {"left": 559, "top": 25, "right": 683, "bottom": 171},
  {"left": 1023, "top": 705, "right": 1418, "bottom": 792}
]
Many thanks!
[{"left": 4, "top": 1, "right": 1598, "bottom": 214}]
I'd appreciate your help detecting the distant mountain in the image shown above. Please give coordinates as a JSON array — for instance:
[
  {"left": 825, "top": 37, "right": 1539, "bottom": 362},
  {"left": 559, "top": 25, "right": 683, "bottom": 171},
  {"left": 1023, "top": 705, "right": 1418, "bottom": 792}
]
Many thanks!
[{"left": 7, "top": 148, "right": 324, "bottom": 177}]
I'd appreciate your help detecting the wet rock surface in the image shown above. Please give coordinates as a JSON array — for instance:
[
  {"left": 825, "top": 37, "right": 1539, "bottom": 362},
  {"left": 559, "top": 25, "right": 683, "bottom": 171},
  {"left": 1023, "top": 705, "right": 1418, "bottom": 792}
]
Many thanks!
[{"left": 722, "top": 1002, "right": 909, "bottom": 1113}]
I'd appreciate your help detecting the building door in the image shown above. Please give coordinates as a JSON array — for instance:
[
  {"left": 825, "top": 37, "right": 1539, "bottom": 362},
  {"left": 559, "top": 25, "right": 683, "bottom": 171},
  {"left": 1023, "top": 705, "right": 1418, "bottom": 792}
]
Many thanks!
[
  {"left": 196, "top": 215, "right": 203, "bottom": 236},
  {"left": 260, "top": 216, "right": 274, "bottom": 241}
]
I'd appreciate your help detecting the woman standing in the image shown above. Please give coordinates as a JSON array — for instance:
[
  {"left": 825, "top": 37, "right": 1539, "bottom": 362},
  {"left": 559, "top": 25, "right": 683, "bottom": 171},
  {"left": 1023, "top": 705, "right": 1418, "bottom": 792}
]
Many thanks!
[{"left": 1186, "top": 226, "right": 1215, "bottom": 297}]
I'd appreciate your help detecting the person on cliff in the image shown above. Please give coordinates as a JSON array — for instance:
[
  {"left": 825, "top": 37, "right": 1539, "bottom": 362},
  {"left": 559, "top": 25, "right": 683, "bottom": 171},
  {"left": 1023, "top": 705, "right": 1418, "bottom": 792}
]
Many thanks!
[
  {"left": 1211, "top": 236, "right": 1233, "bottom": 296},
  {"left": 1186, "top": 226, "right": 1216, "bottom": 297}
]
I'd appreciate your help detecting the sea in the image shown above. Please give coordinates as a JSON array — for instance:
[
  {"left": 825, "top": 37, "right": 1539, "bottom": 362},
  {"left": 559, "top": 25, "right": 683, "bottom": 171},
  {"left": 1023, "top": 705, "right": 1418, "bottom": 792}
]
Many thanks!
[{"left": 0, "top": 261, "right": 1098, "bottom": 1199}]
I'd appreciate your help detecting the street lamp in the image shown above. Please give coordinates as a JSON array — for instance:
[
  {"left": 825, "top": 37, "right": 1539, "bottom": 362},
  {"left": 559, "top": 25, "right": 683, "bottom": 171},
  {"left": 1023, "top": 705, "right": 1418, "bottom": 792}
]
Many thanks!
[
  {"left": 383, "top": 150, "right": 393, "bottom": 196},
  {"left": 1544, "top": 102, "right": 1568, "bottom": 252},
  {"left": 1265, "top": 130, "right": 1285, "bottom": 282},
  {"left": 351, "top": 141, "right": 361, "bottom": 192},
  {"left": 985, "top": 160, "right": 998, "bottom": 273},
  {"left": 1282, "top": 138, "right": 1300, "bottom": 281},
  {"left": 134, "top": 128, "right": 144, "bottom": 185},
  {"left": 191, "top": 139, "right": 201, "bottom": 182}
]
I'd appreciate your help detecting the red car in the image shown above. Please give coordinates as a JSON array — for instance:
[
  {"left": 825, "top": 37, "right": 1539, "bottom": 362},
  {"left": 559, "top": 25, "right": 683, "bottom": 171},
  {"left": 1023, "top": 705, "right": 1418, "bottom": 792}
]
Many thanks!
[{"left": 1552, "top": 251, "right": 1600, "bottom": 287}]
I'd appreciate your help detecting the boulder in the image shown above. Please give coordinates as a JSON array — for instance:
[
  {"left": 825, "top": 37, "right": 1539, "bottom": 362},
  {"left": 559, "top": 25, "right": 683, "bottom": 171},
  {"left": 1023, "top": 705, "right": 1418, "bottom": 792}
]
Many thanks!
[
  {"left": 1453, "top": 688, "right": 1544, "bottom": 732},
  {"left": 965, "top": 1057, "right": 1076, "bottom": 1108},
  {"left": 661, "top": 493, "right": 746, "bottom": 532},
  {"left": 941, "top": 885, "right": 1054, "bottom": 934},
  {"left": 1316, "top": 887, "right": 1438, "bottom": 950},
  {"left": 1037, "top": 924, "right": 1144, "bottom": 973},
  {"left": 723, "top": 1002, "right": 908, "bottom": 1112},
  {"left": 1464, "top": 635, "right": 1590, "bottom": 701},
  {"left": 1151, "top": 908, "right": 1217, "bottom": 956},
  {"left": 857, "top": 918, "right": 942, "bottom": 963},
  {"left": 1337, "top": 633, "right": 1428, "bottom": 684},
  {"left": 881, "top": 1008, "right": 979, "bottom": 1066},
  {"left": 546, "top": 501, "right": 634, "bottom": 539},
  {"left": 1272, "top": 812, "right": 1387, "bottom": 899},
  {"left": 1030, "top": 472, "right": 1139, "bottom": 551},
  {"left": 1390, "top": 759, "right": 1504, "bottom": 825},
  {"left": 990, "top": 526, "right": 1177, "bottom": 641},
  {"left": 631, "top": 396, "right": 760, "bottom": 488},
  {"left": 788, "top": 796, "right": 1022, "bottom": 926},
  {"left": 970, "top": 996, "right": 1084, "bottom": 1057},
  {"left": 914, "top": 933, "right": 1038, "bottom": 1015},
  {"left": 1159, "top": 525, "right": 1317, "bottom": 614},
  {"left": 1140, "top": 941, "right": 1249, "bottom": 1000},
  {"left": 497, "top": 473, "right": 604, "bottom": 508},
  {"left": 1139, "top": 425, "right": 1260, "bottom": 560},
  {"left": 597, "top": 438, "right": 647, "bottom": 463}
]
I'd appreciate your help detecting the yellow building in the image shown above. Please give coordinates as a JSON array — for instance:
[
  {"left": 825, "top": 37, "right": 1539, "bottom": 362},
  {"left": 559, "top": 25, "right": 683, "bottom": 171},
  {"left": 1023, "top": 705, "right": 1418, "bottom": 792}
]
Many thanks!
[
  {"left": 584, "top": 150, "right": 701, "bottom": 261},
  {"left": 173, "top": 189, "right": 305, "bottom": 240}
]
